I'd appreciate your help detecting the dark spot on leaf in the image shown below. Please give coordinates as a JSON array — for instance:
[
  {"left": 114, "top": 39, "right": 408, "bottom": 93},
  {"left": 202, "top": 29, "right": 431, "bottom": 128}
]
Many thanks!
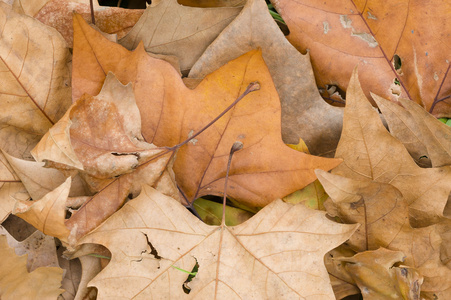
[
  {"left": 183, "top": 258, "right": 199, "bottom": 294},
  {"left": 142, "top": 232, "right": 162, "bottom": 260}
]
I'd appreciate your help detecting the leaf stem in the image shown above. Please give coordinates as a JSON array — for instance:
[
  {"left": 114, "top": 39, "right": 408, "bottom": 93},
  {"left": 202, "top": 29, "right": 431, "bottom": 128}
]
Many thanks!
[
  {"left": 222, "top": 142, "right": 244, "bottom": 226},
  {"left": 90, "top": 0, "right": 95, "bottom": 24},
  {"left": 168, "top": 82, "right": 260, "bottom": 151}
]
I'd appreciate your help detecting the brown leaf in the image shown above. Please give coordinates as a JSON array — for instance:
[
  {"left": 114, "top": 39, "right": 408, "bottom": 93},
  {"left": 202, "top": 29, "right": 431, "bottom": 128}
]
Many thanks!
[
  {"left": 189, "top": 0, "right": 343, "bottom": 156},
  {"left": 0, "top": 153, "right": 28, "bottom": 223},
  {"left": 316, "top": 170, "right": 451, "bottom": 298},
  {"left": 337, "top": 248, "right": 423, "bottom": 300},
  {"left": 34, "top": 0, "right": 144, "bottom": 47},
  {"left": 72, "top": 16, "right": 342, "bottom": 209},
  {"left": 271, "top": 0, "right": 451, "bottom": 116},
  {"left": 373, "top": 94, "right": 451, "bottom": 168},
  {"left": 13, "top": 177, "right": 71, "bottom": 243},
  {"left": 2, "top": 150, "right": 89, "bottom": 200},
  {"left": 332, "top": 69, "right": 451, "bottom": 227},
  {"left": 118, "top": 0, "right": 242, "bottom": 73},
  {"left": 57, "top": 246, "right": 82, "bottom": 300},
  {"left": 76, "top": 185, "right": 358, "bottom": 298},
  {"left": 0, "top": 2, "right": 71, "bottom": 160},
  {"left": 0, "top": 234, "right": 64, "bottom": 298}
]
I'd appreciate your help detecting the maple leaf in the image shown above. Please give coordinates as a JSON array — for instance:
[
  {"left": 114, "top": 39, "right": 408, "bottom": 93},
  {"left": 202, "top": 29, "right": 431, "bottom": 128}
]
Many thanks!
[
  {"left": 373, "top": 94, "right": 451, "bottom": 168},
  {"left": 76, "top": 185, "right": 358, "bottom": 299},
  {"left": 0, "top": 234, "right": 64, "bottom": 298},
  {"left": 72, "top": 15, "right": 341, "bottom": 209},
  {"left": 0, "top": 2, "right": 71, "bottom": 160},
  {"left": 32, "top": 0, "right": 144, "bottom": 47},
  {"left": 332, "top": 68, "right": 451, "bottom": 227},
  {"left": 188, "top": 0, "right": 343, "bottom": 156},
  {"left": 118, "top": 0, "right": 242, "bottom": 74},
  {"left": 271, "top": 0, "right": 451, "bottom": 116}
]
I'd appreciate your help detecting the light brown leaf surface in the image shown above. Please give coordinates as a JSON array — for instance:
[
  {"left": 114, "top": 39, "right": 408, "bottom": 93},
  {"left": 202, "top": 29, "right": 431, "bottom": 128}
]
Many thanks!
[
  {"left": 0, "top": 234, "right": 64, "bottom": 299},
  {"left": 0, "top": 153, "right": 27, "bottom": 222},
  {"left": 2, "top": 150, "right": 89, "bottom": 199},
  {"left": 0, "top": 2, "right": 71, "bottom": 160},
  {"left": 118, "top": 0, "right": 242, "bottom": 73},
  {"left": 271, "top": 0, "right": 451, "bottom": 116},
  {"left": 337, "top": 248, "right": 423, "bottom": 300},
  {"left": 316, "top": 170, "right": 451, "bottom": 298},
  {"left": 72, "top": 16, "right": 342, "bottom": 208},
  {"left": 34, "top": 0, "right": 144, "bottom": 47},
  {"left": 178, "top": 0, "right": 245, "bottom": 7},
  {"left": 373, "top": 94, "right": 451, "bottom": 168},
  {"left": 332, "top": 69, "right": 451, "bottom": 227},
  {"left": 189, "top": 0, "right": 343, "bottom": 156},
  {"left": 13, "top": 177, "right": 71, "bottom": 243},
  {"left": 77, "top": 185, "right": 358, "bottom": 299}
]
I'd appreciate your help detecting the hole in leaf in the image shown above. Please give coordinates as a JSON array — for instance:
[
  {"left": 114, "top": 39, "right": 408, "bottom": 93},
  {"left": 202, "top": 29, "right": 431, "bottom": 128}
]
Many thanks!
[
  {"left": 182, "top": 258, "right": 199, "bottom": 294},
  {"left": 142, "top": 232, "right": 162, "bottom": 259},
  {"left": 393, "top": 54, "right": 402, "bottom": 70}
]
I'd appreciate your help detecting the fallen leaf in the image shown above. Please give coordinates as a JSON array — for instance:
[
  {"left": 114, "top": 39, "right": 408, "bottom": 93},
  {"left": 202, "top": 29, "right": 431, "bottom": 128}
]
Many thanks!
[
  {"left": 316, "top": 170, "right": 451, "bottom": 298},
  {"left": 0, "top": 234, "right": 64, "bottom": 299},
  {"left": 0, "top": 2, "right": 72, "bottom": 160},
  {"left": 337, "top": 248, "right": 423, "bottom": 300},
  {"left": 13, "top": 177, "right": 71, "bottom": 243},
  {"left": 0, "top": 153, "right": 28, "bottom": 222},
  {"left": 0, "top": 226, "right": 59, "bottom": 272},
  {"left": 332, "top": 69, "right": 451, "bottom": 227},
  {"left": 271, "top": 0, "right": 451, "bottom": 116},
  {"left": 57, "top": 246, "right": 82, "bottom": 300},
  {"left": 118, "top": 0, "right": 242, "bottom": 74},
  {"left": 373, "top": 94, "right": 451, "bottom": 168},
  {"left": 2, "top": 150, "right": 89, "bottom": 200},
  {"left": 76, "top": 185, "right": 358, "bottom": 298},
  {"left": 72, "top": 16, "right": 342, "bottom": 209},
  {"left": 34, "top": 0, "right": 144, "bottom": 47},
  {"left": 189, "top": 0, "right": 343, "bottom": 156}
]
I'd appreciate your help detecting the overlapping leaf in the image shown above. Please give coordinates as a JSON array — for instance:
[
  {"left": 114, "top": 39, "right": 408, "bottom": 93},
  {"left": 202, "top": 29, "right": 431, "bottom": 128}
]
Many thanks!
[
  {"left": 271, "top": 0, "right": 451, "bottom": 116},
  {"left": 189, "top": 0, "right": 343, "bottom": 156},
  {"left": 332, "top": 69, "right": 451, "bottom": 226},
  {"left": 72, "top": 15, "right": 341, "bottom": 209},
  {"left": 78, "top": 185, "right": 358, "bottom": 299},
  {"left": 0, "top": 2, "right": 71, "bottom": 160}
]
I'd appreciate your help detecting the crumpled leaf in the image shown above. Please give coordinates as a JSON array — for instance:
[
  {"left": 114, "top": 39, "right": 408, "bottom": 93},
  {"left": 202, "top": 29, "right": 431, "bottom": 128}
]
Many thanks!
[
  {"left": 76, "top": 185, "right": 358, "bottom": 299},
  {"left": 316, "top": 170, "right": 451, "bottom": 298},
  {"left": 337, "top": 248, "right": 423, "bottom": 300},
  {"left": 118, "top": 0, "right": 242, "bottom": 74},
  {"left": 32, "top": 72, "right": 167, "bottom": 191},
  {"left": 2, "top": 150, "right": 89, "bottom": 200},
  {"left": 0, "top": 2, "right": 71, "bottom": 160},
  {"left": 0, "top": 234, "right": 64, "bottom": 299},
  {"left": 332, "top": 69, "right": 451, "bottom": 227},
  {"left": 271, "top": 0, "right": 451, "bottom": 116},
  {"left": 0, "top": 153, "right": 28, "bottom": 222},
  {"left": 72, "top": 16, "right": 342, "bottom": 209},
  {"left": 34, "top": 0, "right": 144, "bottom": 47},
  {"left": 0, "top": 226, "right": 59, "bottom": 272},
  {"left": 373, "top": 94, "right": 451, "bottom": 168},
  {"left": 13, "top": 177, "right": 71, "bottom": 243},
  {"left": 190, "top": 0, "right": 343, "bottom": 156}
]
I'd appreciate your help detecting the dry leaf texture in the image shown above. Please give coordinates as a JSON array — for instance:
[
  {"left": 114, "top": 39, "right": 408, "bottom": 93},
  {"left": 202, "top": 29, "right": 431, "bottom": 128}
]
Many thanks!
[
  {"left": 78, "top": 185, "right": 358, "bottom": 299},
  {"left": 72, "top": 15, "right": 341, "bottom": 209},
  {"left": 271, "top": 0, "right": 451, "bottom": 116},
  {"left": 0, "top": 2, "right": 71, "bottom": 160},
  {"left": 119, "top": 0, "right": 242, "bottom": 73},
  {"left": 189, "top": 0, "right": 343, "bottom": 156},
  {"left": 332, "top": 69, "right": 451, "bottom": 227}
]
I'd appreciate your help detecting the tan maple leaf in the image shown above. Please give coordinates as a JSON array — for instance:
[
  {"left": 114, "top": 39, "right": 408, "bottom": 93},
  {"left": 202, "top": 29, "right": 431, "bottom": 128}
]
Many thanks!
[
  {"left": 332, "top": 68, "right": 451, "bottom": 227},
  {"left": 76, "top": 185, "right": 358, "bottom": 299}
]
